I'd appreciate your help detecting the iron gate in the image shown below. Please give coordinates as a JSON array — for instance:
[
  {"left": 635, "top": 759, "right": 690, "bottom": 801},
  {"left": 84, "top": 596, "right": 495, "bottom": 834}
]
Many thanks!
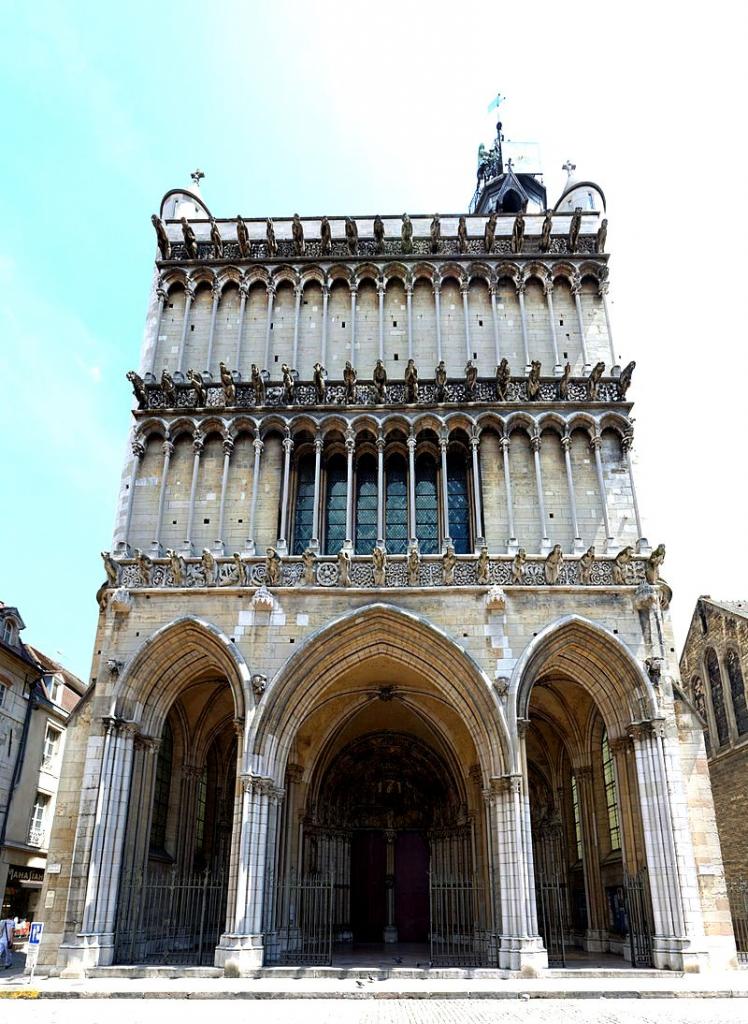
[
  {"left": 429, "top": 875, "right": 493, "bottom": 966},
  {"left": 266, "top": 873, "right": 335, "bottom": 965},
  {"left": 114, "top": 867, "right": 227, "bottom": 966},
  {"left": 726, "top": 879, "right": 748, "bottom": 965},
  {"left": 623, "top": 868, "right": 654, "bottom": 967},
  {"left": 536, "top": 875, "right": 567, "bottom": 967}
]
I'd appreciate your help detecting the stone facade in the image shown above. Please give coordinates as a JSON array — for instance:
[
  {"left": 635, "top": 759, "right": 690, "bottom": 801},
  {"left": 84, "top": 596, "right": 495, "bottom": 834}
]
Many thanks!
[{"left": 35, "top": 146, "right": 737, "bottom": 975}]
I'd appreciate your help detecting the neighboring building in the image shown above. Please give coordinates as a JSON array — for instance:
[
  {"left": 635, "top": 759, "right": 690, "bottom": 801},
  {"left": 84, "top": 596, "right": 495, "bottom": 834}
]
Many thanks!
[
  {"left": 37, "top": 121, "right": 736, "bottom": 976},
  {"left": 0, "top": 603, "right": 85, "bottom": 923}
]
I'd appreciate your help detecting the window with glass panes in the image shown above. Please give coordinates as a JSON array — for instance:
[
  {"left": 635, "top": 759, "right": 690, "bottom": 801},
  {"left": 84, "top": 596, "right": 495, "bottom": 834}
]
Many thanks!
[
  {"left": 571, "top": 774, "right": 583, "bottom": 861},
  {"left": 150, "top": 720, "right": 173, "bottom": 852},
  {"left": 447, "top": 451, "right": 470, "bottom": 553},
  {"left": 29, "top": 793, "right": 49, "bottom": 839},
  {"left": 601, "top": 731, "right": 621, "bottom": 850},
  {"left": 292, "top": 455, "right": 315, "bottom": 554},
  {"left": 324, "top": 457, "right": 347, "bottom": 555},
  {"left": 355, "top": 456, "right": 377, "bottom": 554},
  {"left": 705, "top": 647, "right": 729, "bottom": 746},
  {"left": 726, "top": 649, "right": 748, "bottom": 736},
  {"left": 385, "top": 456, "right": 408, "bottom": 554},
  {"left": 43, "top": 725, "right": 61, "bottom": 765},
  {"left": 415, "top": 456, "right": 439, "bottom": 554},
  {"left": 194, "top": 768, "right": 207, "bottom": 865}
]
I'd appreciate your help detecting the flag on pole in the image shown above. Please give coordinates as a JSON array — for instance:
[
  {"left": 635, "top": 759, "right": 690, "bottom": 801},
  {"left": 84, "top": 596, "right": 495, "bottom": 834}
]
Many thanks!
[{"left": 487, "top": 93, "right": 504, "bottom": 113}]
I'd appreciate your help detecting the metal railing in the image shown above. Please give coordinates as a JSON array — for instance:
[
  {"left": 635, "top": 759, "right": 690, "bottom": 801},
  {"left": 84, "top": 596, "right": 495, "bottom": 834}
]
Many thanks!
[
  {"left": 267, "top": 873, "right": 335, "bottom": 966},
  {"left": 429, "top": 874, "right": 493, "bottom": 967},
  {"left": 727, "top": 880, "right": 748, "bottom": 965},
  {"left": 27, "top": 828, "right": 45, "bottom": 847}
]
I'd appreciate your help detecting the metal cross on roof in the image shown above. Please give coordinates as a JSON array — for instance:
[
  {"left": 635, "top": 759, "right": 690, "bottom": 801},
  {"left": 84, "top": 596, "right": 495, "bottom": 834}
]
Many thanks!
[{"left": 190, "top": 168, "right": 205, "bottom": 188}]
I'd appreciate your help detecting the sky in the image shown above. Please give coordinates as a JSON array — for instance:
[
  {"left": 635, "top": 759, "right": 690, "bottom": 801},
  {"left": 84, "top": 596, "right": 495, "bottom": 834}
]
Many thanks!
[{"left": 0, "top": 0, "right": 746, "bottom": 681}]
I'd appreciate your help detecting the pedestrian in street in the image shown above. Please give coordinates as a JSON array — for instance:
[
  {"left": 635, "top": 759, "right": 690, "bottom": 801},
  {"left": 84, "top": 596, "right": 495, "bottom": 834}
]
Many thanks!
[{"left": 0, "top": 913, "right": 14, "bottom": 968}]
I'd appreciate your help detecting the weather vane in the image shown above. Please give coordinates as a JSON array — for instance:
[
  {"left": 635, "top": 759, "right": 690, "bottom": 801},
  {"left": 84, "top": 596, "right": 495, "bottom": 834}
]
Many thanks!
[{"left": 190, "top": 168, "right": 205, "bottom": 188}]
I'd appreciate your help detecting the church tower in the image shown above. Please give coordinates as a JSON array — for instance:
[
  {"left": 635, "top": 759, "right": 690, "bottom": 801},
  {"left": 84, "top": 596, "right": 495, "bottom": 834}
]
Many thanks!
[{"left": 36, "top": 128, "right": 737, "bottom": 976}]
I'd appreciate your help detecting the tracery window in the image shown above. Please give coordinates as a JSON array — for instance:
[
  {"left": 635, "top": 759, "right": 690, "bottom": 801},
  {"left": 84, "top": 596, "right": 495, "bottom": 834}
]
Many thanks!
[
  {"left": 726, "top": 649, "right": 748, "bottom": 736},
  {"left": 323, "top": 456, "right": 347, "bottom": 555},
  {"left": 415, "top": 455, "right": 439, "bottom": 554},
  {"left": 355, "top": 456, "right": 377, "bottom": 554},
  {"left": 601, "top": 731, "right": 621, "bottom": 851},
  {"left": 292, "top": 455, "right": 315, "bottom": 555},
  {"left": 705, "top": 647, "right": 729, "bottom": 747},
  {"left": 150, "top": 720, "right": 174, "bottom": 853},
  {"left": 691, "top": 674, "right": 711, "bottom": 756},
  {"left": 385, "top": 456, "right": 408, "bottom": 555},
  {"left": 447, "top": 451, "right": 470, "bottom": 554},
  {"left": 571, "top": 773, "right": 583, "bottom": 861}
]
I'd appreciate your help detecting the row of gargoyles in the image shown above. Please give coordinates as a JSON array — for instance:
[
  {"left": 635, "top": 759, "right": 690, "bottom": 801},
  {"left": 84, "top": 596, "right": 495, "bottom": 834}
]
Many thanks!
[{"left": 151, "top": 208, "right": 605, "bottom": 262}]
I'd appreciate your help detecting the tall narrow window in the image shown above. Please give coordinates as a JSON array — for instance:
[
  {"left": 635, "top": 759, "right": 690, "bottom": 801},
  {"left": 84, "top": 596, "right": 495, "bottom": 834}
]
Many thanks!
[
  {"left": 706, "top": 647, "right": 729, "bottom": 747},
  {"left": 324, "top": 456, "right": 347, "bottom": 555},
  {"left": 194, "top": 768, "right": 208, "bottom": 868},
  {"left": 150, "top": 719, "right": 174, "bottom": 853},
  {"left": 415, "top": 455, "right": 439, "bottom": 554},
  {"left": 292, "top": 455, "right": 315, "bottom": 554},
  {"left": 385, "top": 456, "right": 408, "bottom": 554},
  {"left": 726, "top": 650, "right": 748, "bottom": 736},
  {"left": 447, "top": 451, "right": 471, "bottom": 554},
  {"left": 28, "top": 793, "right": 49, "bottom": 846},
  {"left": 571, "top": 774, "right": 583, "bottom": 861},
  {"left": 42, "top": 725, "right": 61, "bottom": 770},
  {"left": 355, "top": 456, "right": 377, "bottom": 554},
  {"left": 601, "top": 731, "right": 621, "bottom": 850}
]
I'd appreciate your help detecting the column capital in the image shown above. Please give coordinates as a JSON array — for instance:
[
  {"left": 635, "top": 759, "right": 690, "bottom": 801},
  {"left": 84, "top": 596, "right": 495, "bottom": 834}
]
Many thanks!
[
  {"left": 240, "top": 773, "right": 277, "bottom": 796},
  {"left": 460, "top": 280, "right": 470, "bottom": 296},
  {"left": 345, "top": 427, "right": 355, "bottom": 452},
  {"left": 253, "top": 437, "right": 264, "bottom": 455},
  {"left": 184, "top": 282, "right": 196, "bottom": 301},
  {"left": 320, "top": 283, "right": 329, "bottom": 298},
  {"left": 589, "top": 434, "right": 602, "bottom": 452},
  {"left": 622, "top": 430, "right": 634, "bottom": 453},
  {"left": 314, "top": 433, "right": 324, "bottom": 454},
  {"left": 349, "top": 283, "right": 358, "bottom": 297},
  {"left": 609, "top": 735, "right": 633, "bottom": 756},
  {"left": 282, "top": 433, "right": 294, "bottom": 455},
  {"left": 432, "top": 281, "right": 441, "bottom": 297},
  {"left": 376, "top": 431, "right": 386, "bottom": 451},
  {"left": 211, "top": 283, "right": 222, "bottom": 302},
  {"left": 499, "top": 435, "right": 510, "bottom": 453},
  {"left": 406, "top": 433, "right": 417, "bottom": 451},
  {"left": 131, "top": 440, "right": 146, "bottom": 460},
  {"left": 192, "top": 432, "right": 205, "bottom": 456},
  {"left": 294, "top": 283, "right": 304, "bottom": 300},
  {"left": 239, "top": 281, "right": 251, "bottom": 298},
  {"left": 222, "top": 437, "right": 235, "bottom": 458},
  {"left": 404, "top": 283, "right": 413, "bottom": 297},
  {"left": 530, "top": 433, "right": 541, "bottom": 454},
  {"left": 156, "top": 285, "right": 168, "bottom": 302},
  {"left": 469, "top": 426, "right": 481, "bottom": 450},
  {"left": 570, "top": 273, "right": 583, "bottom": 296},
  {"left": 439, "top": 433, "right": 449, "bottom": 452},
  {"left": 162, "top": 440, "right": 175, "bottom": 458},
  {"left": 377, "top": 279, "right": 387, "bottom": 296},
  {"left": 542, "top": 277, "right": 554, "bottom": 296},
  {"left": 266, "top": 283, "right": 277, "bottom": 298},
  {"left": 560, "top": 432, "right": 572, "bottom": 452}
]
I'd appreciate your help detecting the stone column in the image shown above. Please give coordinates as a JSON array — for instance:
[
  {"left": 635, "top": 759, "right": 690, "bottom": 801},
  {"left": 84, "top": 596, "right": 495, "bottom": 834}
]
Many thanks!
[
  {"left": 345, "top": 427, "right": 355, "bottom": 551},
  {"left": 235, "top": 282, "right": 249, "bottom": 369},
  {"left": 320, "top": 284, "right": 329, "bottom": 365},
  {"left": 609, "top": 736, "right": 639, "bottom": 876},
  {"left": 176, "top": 284, "right": 195, "bottom": 377},
  {"left": 245, "top": 438, "right": 263, "bottom": 556},
  {"left": 499, "top": 436, "right": 518, "bottom": 553},
  {"left": 433, "top": 282, "right": 443, "bottom": 362},
  {"left": 152, "top": 440, "right": 174, "bottom": 555},
  {"left": 544, "top": 282, "right": 562, "bottom": 374},
  {"left": 517, "top": 278, "right": 530, "bottom": 371},
  {"left": 292, "top": 284, "right": 303, "bottom": 368},
  {"left": 176, "top": 763, "right": 204, "bottom": 875},
  {"left": 575, "top": 764, "right": 608, "bottom": 952},
  {"left": 215, "top": 436, "right": 234, "bottom": 554},
  {"left": 377, "top": 280, "right": 385, "bottom": 362},
  {"left": 461, "top": 281, "right": 472, "bottom": 362},
  {"left": 119, "top": 440, "right": 145, "bottom": 555},
  {"left": 622, "top": 431, "right": 649, "bottom": 552},
  {"left": 148, "top": 286, "right": 167, "bottom": 376},
  {"left": 572, "top": 276, "right": 591, "bottom": 371},
  {"left": 590, "top": 434, "right": 614, "bottom": 552},
  {"left": 264, "top": 284, "right": 276, "bottom": 370},
  {"left": 205, "top": 284, "right": 221, "bottom": 375},
  {"left": 183, "top": 431, "right": 204, "bottom": 555},
  {"left": 376, "top": 431, "right": 385, "bottom": 548},
  {"left": 531, "top": 433, "right": 550, "bottom": 554},
  {"left": 383, "top": 829, "right": 398, "bottom": 943},
  {"left": 470, "top": 427, "right": 485, "bottom": 550},
  {"left": 407, "top": 430, "right": 417, "bottom": 545},
  {"left": 489, "top": 285, "right": 501, "bottom": 365},
  {"left": 311, "top": 432, "right": 323, "bottom": 552},
  {"left": 561, "top": 433, "right": 584, "bottom": 553},
  {"left": 277, "top": 429, "right": 293, "bottom": 555},
  {"left": 599, "top": 278, "right": 618, "bottom": 370},
  {"left": 439, "top": 431, "right": 451, "bottom": 550},
  {"left": 349, "top": 285, "right": 357, "bottom": 364},
  {"left": 403, "top": 283, "right": 412, "bottom": 360}
]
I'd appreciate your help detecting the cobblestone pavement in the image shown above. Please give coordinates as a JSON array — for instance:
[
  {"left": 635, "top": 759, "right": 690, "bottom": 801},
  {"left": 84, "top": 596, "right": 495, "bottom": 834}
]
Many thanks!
[{"left": 7, "top": 1000, "right": 748, "bottom": 1024}]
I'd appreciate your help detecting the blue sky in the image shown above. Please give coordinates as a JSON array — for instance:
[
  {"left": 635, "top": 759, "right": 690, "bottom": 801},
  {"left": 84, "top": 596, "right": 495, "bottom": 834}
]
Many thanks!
[{"left": 1, "top": 1, "right": 745, "bottom": 680}]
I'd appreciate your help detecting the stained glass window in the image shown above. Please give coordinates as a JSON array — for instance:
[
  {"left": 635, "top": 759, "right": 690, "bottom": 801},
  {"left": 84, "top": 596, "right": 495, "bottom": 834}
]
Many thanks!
[
  {"left": 385, "top": 456, "right": 408, "bottom": 554},
  {"left": 150, "top": 719, "right": 173, "bottom": 853},
  {"left": 324, "top": 457, "right": 347, "bottom": 555},
  {"left": 292, "top": 455, "right": 315, "bottom": 554},
  {"left": 601, "top": 731, "right": 621, "bottom": 850},
  {"left": 706, "top": 647, "right": 729, "bottom": 747},
  {"left": 415, "top": 456, "right": 439, "bottom": 555},
  {"left": 691, "top": 675, "right": 711, "bottom": 756},
  {"left": 447, "top": 452, "right": 470, "bottom": 554},
  {"left": 726, "top": 650, "right": 748, "bottom": 736},
  {"left": 571, "top": 774, "right": 583, "bottom": 861},
  {"left": 355, "top": 456, "right": 378, "bottom": 554}
]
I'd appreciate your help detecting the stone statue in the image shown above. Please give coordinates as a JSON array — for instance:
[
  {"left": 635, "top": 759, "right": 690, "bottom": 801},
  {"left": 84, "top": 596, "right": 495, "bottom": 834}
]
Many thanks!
[
  {"left": 302, "top": 547, "right": 316, "bottom": 585},
  {"left": 612, "top": 545, "right": 633, "bottom": 585},
  {"left": 265, "top": 546, "right": 282, "bottom": 586},
  {"left": 210, "top": 218, "right": 223, "bottom": 259},
  {"left": 511, "top": 548, "right": 527, "bottom": 583},
  {"left": 430, "top": 215, "right": 441, "bottom": 253},
  {"left": 373, "top": 359, "right": 387, "bottom": 402},
  {"left": 372, "top": 545, "right": 387, "bottom": 586},
  {"left": 477, "top": 545, "right": 490, "bottom": 585},
  {"left": 166, "top": 548, "right": 186, "bottom": 585},
  {"left": 407, "top": 543, "right": 421, "bottom": 586},
  {"left": 250, "top": 363, "right": 265, "bottom": 405},
  {"left": 404, "top": 358, "right": 419, "bottom": 402},
  {"left": 266, "top": 218, "right": 278, "bottom": 257},
  {"left": 373, "top": 215, "right": 385, "bottom": 254},
  {"left": 645, "top": 544, "right": 666, "bottom": 585},
  {"left": 511, "top": 213, "right": 525, "bottom": 254},
  {"left": 496, "top": 359, "right": 511, "bottom": 401},
  {"left": 527, "top": 360, "right": 542, "bottom": 400},
  {"left": 281, "top": 363, "right": 295, "bottom": 404},
  {"left": 343, "top": 361, "right": 357, "bottom": 403},
  {"left": 186, "top": 368, "right": 206, "bottom": 406},
  {"left": 401, "top": 213, "right": 413, "bottom": 254},
  {"left": 134, "top": 548, "right": 153, "bottom": 586},
  {"left": 345, "top": 217, "right": 358, "bottom": 255},
  {"left": 95, "top": 582, "right": 109, "bottom": 612},
  {"left": 597, "top": 218, "right": 608, "bottom": 253},
  {"left": 578, "top": 545, "right": 595, "bottom": 585},
  {"left": 251, "top": 673, "right": 267, "bottom": 698},
  {"left": 320, "top": 216, "right": 332, "bottom": 255},
  {"left": 151, "top": 214, "right": 171, "bottom": 260},
  {"left": 201, "top": 548, "right": 216, "bottom": 586},
  {"left": 236, "top": 215, "right": 250, "bottom": 258},
  {"left": 230, "top": 552, "right": 245, "bottom": 586},
  {"left": 181, "top": 217, "right": 198, "bottom": 259},
  {"left": 540, "top": 210, "right": 553, "bottom": 252},
  {"left": 435, "top": 360, "right": 447, "bottom": 402},
  {"left": 618, "top": 360, "right": 636, "bottom": 399},
  {"left": 442, "top": 543, "right": 456, "bottom": 586},
  {"left": 483, "top": 212, "right": 497, "bottom": 253},
  {"left": 161, "top": 369, "right": 177, "bottom": 406},
  {"left": 588, "top": 361, "right": 605, "bottom": 401},
  {"left": 219, "top": 361, "right": 236, "bottom": 405},
  {"left": 291, "top": 214, "right": 305, "bottom": 256},
  {"left": 568, "top": 207, "right": 582, "bottom": 253},
  {"left": 558, "top": 361, "right": 572, "bottom": 400},
  {"left": 337, "top": 548, "right": 351, "bottom": 587},
  {"left": 313, "top": 362, "right": 326, "bottom": 404},
  {"left": 101, "top": 550, "right": 119, "bottom": 587},
  {"left": 544, "top": 544, "right": 563, "bottom": 585},
  {"left": 457, "top": 216, "right": 468, "bottom": 254},
  {"left": 465, "top": 359, "right": 478, "bottom": 398},
  {"left": 127, "top": 370, "right": 148, "bottom": 410}
]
